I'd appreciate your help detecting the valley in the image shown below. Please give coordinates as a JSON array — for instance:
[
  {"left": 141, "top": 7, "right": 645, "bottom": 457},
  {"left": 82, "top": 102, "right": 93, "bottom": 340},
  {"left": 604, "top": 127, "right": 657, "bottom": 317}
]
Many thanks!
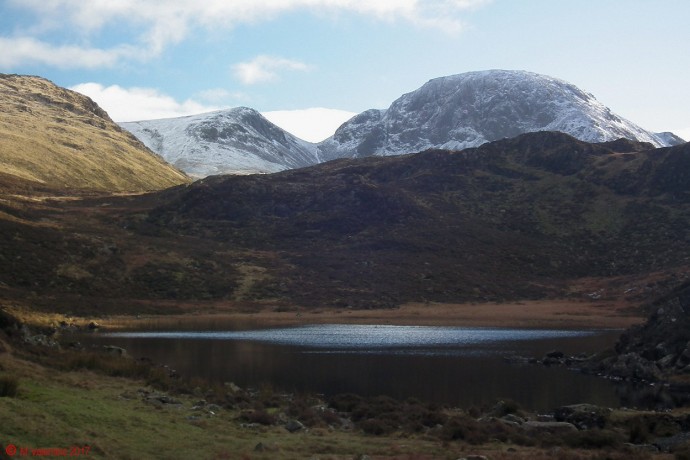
[
  {"left": 1, "top": 72, "right": 690, "bottom": 458},
  {"left": 3, "top": 131, "right": 689, "bottom": 317}
]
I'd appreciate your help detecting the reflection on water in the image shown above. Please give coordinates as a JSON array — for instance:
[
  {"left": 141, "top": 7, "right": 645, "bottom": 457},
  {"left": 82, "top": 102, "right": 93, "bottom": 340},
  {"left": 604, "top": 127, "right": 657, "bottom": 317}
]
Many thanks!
[
  {"left": 101, "top": 324, "right": 598, "bottom": 350},
  {"left": 80, "top": 324, "right": 624, "bottom": 411}
]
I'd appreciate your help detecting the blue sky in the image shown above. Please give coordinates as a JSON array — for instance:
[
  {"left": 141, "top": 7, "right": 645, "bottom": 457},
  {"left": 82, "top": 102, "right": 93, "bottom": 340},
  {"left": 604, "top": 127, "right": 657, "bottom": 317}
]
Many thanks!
[{"left": 1, "top": 0, "right": 689, "bottom": 142}]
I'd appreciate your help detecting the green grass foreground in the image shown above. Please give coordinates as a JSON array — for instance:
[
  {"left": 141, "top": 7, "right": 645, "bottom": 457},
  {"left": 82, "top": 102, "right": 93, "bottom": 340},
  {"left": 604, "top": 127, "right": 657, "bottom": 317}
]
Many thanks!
[
  {"left": 2, "top": 341, "right": 685, "bottom": 460},
  {"left": 0, "top": 352, "right": 475, "bottom": 459}
]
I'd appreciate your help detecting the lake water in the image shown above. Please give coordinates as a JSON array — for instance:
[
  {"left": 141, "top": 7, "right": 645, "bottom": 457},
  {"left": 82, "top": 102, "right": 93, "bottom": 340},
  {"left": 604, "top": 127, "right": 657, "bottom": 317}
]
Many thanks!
[{"left": 81, "top": 324, "right": 626, "bottom": 411}]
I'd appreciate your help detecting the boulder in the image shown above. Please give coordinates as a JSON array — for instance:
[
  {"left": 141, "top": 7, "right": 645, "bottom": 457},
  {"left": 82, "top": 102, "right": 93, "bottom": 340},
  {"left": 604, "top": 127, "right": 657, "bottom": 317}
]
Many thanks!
[
  {"left": 500, "top": 413, "right": 526, "bottom": 426},
  {"left": 224, "top": 381, "right": 242, "bottom": 393},
  {"left": 206, "top": 404, "right": 222, "bottom": 413},
  {"left": 553, "top": 404, "right": 611, "bottom": 430},
  {"left": 657, "top": 353, "right": 677, "bottom": 369},
  {"left": 103, "top": 345, "right": 127, "bottom": 357},
  {"left": 145, "top": 393, "right": 182, "bottom": 406},
  {"left": 653, "top": 432, "right": 690, "bottom": 452},
  {"left": 675, "top": 344, "right": 690, "bottom": 368},
  {"left": 285, "top": 419, "right": 305, "bottom": 433},
  {"left": 24, "top": 333, "right": 59, "bottom": 348},
  {"left": 546, "top": 350, "right": 565, "bottom": 359}
]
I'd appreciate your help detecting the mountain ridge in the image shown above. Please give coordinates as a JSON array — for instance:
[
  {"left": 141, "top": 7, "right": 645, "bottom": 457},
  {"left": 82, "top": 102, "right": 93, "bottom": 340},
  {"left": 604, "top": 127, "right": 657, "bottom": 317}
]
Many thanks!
[
  {"left": 120, "top": 107, "right": 319, "bottom": 177},
  {"left": 136, "top": 131, "right": 690, "bottom": 308},
  {"left": 119, "top": 70, "right": 683, "bottom": 177},
  {"left": 317, "top": 70, "right": 675, "bottom": 161}
]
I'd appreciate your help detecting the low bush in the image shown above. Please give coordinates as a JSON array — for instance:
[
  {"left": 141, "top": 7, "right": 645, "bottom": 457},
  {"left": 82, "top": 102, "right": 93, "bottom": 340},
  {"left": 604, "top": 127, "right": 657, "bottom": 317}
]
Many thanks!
[
  {"left": 441, "top": 415, "right": 488, "bottom": 444},
  {"left": 329, "top": 393, "right": 449, "bottom": 435},
  {"left": 329, "top": 393, "right": 364, "bottom": 413},
  {"left": 360, "top": 417, "right": 396, "bottom": 435},
  {"left": 627, "top": 417, "right": 651, "bottom": 444},
  {"left": 0, "top": 374, "right": 19, "bottom": 397},
  {"left": 63, "top": 352, "right": 151, "bottom": 379},
  {"left": 239, "top": 409, "right": 276, "bottom": 426},
  {"left": 287, "top": 396, "right": 320, "bottom": 427},
  {"left": 563, "top": 429, "right": 622, "bottom": 449},
  {"left": 674, "top": 442, "right": 690, "bottom": 460}
]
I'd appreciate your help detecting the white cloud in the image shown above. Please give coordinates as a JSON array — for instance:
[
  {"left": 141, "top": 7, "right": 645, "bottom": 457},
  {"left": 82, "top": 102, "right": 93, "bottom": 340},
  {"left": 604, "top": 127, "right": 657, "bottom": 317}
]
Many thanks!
[
  {"left": 70, "top": 83, "right": 223, "bottom": 122},
  {"left": 0, "top": 37, "right": 138, "bottom": 69},
  {"left": 3, "top": 0, "right": 490, "bottom": 69},
  {"left": 71, "top": 81, "right": 357, "bottom": 141},
  {"left": 233, "top": 55, "right": 312, "bottom": 85},
  {"left": 262, "top": 108, "right": 357, "bottom": 142}
]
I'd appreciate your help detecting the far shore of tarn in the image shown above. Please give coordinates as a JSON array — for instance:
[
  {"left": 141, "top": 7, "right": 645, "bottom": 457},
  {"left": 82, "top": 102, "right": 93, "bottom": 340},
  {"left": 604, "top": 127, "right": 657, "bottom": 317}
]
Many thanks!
[{"left": 20, "top": 299, "right": 644, "bottom": 333}]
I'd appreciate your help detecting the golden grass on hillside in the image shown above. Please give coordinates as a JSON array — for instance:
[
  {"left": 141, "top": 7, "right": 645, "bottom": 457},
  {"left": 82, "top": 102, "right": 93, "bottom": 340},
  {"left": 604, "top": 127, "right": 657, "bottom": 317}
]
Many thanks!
[{"left": 0, "top": 74, "right": 189, "bottom": 192}]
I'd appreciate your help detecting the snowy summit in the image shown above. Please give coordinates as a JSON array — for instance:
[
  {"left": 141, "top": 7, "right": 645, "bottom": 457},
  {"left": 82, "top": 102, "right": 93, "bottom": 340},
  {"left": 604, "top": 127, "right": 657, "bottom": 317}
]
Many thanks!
[
  {"left": 317, "top": 70, "right": 673, "bottom": 161},
  {"left": 121, "top": 70, "right": 682, "bottom": 177}
]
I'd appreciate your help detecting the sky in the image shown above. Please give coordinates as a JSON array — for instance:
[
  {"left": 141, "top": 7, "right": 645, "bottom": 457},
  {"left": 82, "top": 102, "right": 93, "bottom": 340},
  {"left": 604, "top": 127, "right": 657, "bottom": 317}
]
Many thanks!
[{"left": 1, "top": 0, "right": 689, "bottom": 143}]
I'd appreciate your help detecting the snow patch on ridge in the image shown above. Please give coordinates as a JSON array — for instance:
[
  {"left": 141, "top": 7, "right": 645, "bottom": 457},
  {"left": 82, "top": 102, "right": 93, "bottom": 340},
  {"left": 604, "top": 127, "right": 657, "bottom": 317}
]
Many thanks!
[
  {"left": 317, "top": 70, "right": 670, "bottom": 161},
  {"left": 121, "top": 70, "right": 680, "bottom": 178},
  {"left": 121, "top": 107, "right": 319, "bottom": 177}
]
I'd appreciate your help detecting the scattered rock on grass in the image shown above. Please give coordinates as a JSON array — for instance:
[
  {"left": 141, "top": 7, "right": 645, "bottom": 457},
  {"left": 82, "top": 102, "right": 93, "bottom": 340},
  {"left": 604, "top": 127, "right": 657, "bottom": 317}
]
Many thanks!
[{"left": 285, "top": 419, "right": 305, "bottom": 433}]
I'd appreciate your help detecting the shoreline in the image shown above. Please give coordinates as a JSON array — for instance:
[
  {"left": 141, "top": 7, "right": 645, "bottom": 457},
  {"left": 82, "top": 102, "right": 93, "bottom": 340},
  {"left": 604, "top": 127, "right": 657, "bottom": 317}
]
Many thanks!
[{"left": 97, "top": 299, "right": 645, "bottom": 331}]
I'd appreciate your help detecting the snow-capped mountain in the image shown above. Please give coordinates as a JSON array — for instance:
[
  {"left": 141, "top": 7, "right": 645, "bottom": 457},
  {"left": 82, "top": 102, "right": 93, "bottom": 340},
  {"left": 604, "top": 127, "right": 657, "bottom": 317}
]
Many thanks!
[
  {"left": 120, "top": 70, "right": 683, "bottom": 178},
  {"left": 317, "top": 70, "right": 674, "bottom": 160},
  {"left": 120, "top": 107, "right": 319, "bottom": 177},
  {"left": 655, "top": 131, "right": 686, "bottom": 147}
]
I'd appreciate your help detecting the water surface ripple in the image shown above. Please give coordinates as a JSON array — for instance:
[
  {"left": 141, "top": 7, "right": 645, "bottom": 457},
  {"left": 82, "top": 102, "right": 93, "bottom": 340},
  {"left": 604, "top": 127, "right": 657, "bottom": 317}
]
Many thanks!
[{"left": 103, "top": 324, "right": 597, "bottom": 351}]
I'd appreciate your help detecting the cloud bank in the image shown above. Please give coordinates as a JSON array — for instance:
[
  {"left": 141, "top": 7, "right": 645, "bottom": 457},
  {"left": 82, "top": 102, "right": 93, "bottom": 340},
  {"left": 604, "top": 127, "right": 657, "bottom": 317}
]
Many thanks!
[
  {"left": 1, "top": 0, "right": 491, "bottom": 69},
  {"left": 70, "top": 83, "right": 223, "bottom": 122},
  {"left": 71, "top": 83, "right": 355, "bottom": 141}
]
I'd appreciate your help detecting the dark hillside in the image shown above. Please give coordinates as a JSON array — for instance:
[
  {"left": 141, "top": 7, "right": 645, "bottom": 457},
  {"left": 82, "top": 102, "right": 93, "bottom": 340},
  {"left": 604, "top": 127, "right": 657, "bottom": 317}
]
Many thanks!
[
  {"left": 143, "top": 132, "right": 690, "bottom": 307},
  {"left": 0, "top": 132, "right": 687, "bottom": 313}
]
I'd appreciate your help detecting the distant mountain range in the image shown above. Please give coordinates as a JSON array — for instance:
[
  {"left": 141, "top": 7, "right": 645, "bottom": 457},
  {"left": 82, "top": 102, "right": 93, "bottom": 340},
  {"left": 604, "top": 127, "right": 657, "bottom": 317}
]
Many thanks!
[
  {"left": 121, "top": 70, "right": 685, "bottom": 177},
  {"left": 121, "top": 107, "right": 319, "bottom": 178},
  {"left": 318, "top": 70, "right": 681, "bottom": 161},
  {"left": 0, "top": 74, "right": 189, "bottom": 192}
]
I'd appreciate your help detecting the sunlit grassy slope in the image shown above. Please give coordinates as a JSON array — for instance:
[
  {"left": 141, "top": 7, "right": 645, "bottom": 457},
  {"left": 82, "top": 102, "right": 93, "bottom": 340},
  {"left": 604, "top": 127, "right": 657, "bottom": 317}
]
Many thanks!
[{"left": 0, "top": 74, "right": 189, "bottom": 192}]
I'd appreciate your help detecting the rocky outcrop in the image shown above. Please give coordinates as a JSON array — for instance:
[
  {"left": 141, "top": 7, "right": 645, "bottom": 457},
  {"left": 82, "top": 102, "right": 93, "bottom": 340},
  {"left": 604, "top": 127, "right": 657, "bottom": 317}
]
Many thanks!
[
  {"left": 589, "top": 281, "right": 690, "bottom": 382},
  {"left": 553, "top": 404, "right": 611, "bottom": 430}
]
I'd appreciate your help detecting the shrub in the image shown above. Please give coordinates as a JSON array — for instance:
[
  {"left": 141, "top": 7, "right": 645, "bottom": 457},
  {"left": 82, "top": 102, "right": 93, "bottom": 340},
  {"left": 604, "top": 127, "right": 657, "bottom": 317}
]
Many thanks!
[
  {"left": 491, "top": 399, "right": 524, "bottom": 417},
  {"left": 360, "top": 418, "right": 396, "bottom": 436},
  {"left": 563, "top": 429, "right": 622, "bottom": 449},
  {"left": 239, "top": 409, "right": 276, "bottom": 426},
  {"left": 627, "top": 418, "right": 651, "bottom": 444},
  {"left": 441, "top": 415, "right": 487, "bottom": 444},
  {"left": 0, "top": 375, "right": 19, "bottom": 397},
  {"left": 674, "top": 443, "right": 690, "bottom": 460},
  {"left": 287, "top": 397, "right": 320, "bottom": 427},
  {"left": 329, "top": 393, "right": 364, "bottom": 413}
]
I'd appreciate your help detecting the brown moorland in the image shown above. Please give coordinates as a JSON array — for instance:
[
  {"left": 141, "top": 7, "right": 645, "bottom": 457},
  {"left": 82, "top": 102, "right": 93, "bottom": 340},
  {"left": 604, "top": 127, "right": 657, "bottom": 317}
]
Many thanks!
[
  {"left": 1, "top": 134, "right": 690, "bottom": 458},
  {"left": 0, "top": 74, "right": 189, "bottom": 192}
]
